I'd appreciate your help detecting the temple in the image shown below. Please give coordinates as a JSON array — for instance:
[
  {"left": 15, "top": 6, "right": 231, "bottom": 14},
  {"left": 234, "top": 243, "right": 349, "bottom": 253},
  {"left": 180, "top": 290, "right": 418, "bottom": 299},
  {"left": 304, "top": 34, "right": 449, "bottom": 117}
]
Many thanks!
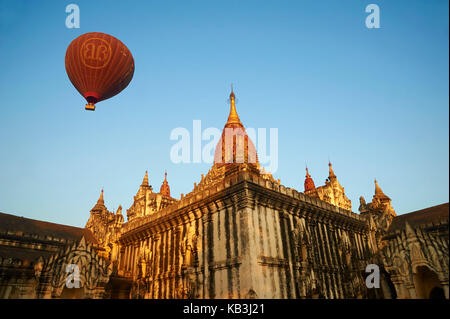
[{"left": 0, "top": 89, "right": 448, "bottom": 299}]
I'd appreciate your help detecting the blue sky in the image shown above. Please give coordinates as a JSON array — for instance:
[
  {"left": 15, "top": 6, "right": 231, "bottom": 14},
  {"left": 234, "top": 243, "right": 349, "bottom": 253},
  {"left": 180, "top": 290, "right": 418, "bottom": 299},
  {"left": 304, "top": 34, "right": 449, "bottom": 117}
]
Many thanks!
[{"left": 0, "top": 0, "right": 448, "bottom": 227}]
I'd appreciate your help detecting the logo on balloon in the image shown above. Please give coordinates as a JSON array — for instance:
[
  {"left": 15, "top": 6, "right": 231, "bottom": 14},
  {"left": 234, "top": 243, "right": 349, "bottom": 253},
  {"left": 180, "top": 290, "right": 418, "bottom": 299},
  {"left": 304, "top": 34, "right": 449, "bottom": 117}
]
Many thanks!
[{"left": 80, "top": 38, "right": 112, "bottom": 69}]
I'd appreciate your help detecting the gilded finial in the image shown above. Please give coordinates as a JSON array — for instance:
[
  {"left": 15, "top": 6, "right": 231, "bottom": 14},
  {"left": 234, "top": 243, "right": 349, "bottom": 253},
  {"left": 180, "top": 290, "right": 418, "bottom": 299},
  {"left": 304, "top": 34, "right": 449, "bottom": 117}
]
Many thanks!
[
  {"left": 226, "top": 85, "right": 241, "bottom": 127},
  {"left": 229, "top": 83, "right": 235, "bottom": 99}
]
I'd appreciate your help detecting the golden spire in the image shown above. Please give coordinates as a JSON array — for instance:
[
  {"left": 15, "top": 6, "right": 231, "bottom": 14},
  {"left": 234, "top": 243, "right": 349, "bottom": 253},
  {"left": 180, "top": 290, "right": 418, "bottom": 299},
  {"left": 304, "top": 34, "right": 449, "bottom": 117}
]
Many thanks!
[
  {"left": 225, "top": 85, "right": 242, "bottom": 127},
  {"left": 91, "top": 189, "right": 106, "bottom": 212},
  {"left": 99, "top": 189, "right": 104, "bottom": 203},
  {"left": 141, "top": 170, "right": 149, "bottom": 186},
  {"left": 328, "top": 161, "right": 336, "bottom": 178},
  {"left": 375, "top": 179, "right": 384, "bottom": 195},
  {"left": 306, "top": 166, "right": 311, "bottom": 178}
]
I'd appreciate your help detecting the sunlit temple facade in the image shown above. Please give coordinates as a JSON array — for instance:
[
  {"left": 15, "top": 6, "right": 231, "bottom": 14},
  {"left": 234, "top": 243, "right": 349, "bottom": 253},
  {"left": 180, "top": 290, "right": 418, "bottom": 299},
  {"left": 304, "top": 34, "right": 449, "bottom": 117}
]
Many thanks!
[{"left": 0, "top": 90, "right": 448, "bottom": 299}]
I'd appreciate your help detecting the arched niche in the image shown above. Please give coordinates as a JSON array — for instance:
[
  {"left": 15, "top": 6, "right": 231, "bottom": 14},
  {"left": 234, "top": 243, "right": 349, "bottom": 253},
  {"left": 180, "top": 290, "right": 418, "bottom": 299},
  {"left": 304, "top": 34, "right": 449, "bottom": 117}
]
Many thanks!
[{"left": 413, "top": 265, "right": 443, "bottom": 299}]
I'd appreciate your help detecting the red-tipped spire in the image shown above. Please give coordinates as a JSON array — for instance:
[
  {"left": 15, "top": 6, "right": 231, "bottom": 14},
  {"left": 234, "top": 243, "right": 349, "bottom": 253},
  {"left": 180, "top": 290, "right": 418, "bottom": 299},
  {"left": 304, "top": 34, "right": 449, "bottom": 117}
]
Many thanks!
[
  {"left": 304, "top": 167, "right": 316, "bottom": 192},
  {"left": 160, "top": 171, "right": 171, "bottom": 197}
]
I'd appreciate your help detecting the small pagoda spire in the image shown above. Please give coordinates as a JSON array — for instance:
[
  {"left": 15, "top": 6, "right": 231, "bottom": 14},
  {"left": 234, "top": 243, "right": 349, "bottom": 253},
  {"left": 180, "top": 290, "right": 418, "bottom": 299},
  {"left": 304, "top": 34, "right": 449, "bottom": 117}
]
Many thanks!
[
  {"left": 98, "top": 189, "right": 104, "bottom": 203},
  {"left": 374, "top": 179, "right": 390, "bottom": 200},
  {"left": 160, "top": 171, "right": 171, "bottom": 197},
  {"left": 225, "top": 85, "right": 242, "bottom": 127},
  {"left": 141, "top": 170, "right": 149, "bottom": 186},
  {"left": 91, "top": 189, "right": 106, "bottom": 212},
  {"left": 374, "top": 178, "right": 380, "bottom": 193},
  {"left": 304, "top": 166, "right": 316, "bottom": 192},
  {"left": 328, "top": 161, "right": 336, "bottom": 178}
]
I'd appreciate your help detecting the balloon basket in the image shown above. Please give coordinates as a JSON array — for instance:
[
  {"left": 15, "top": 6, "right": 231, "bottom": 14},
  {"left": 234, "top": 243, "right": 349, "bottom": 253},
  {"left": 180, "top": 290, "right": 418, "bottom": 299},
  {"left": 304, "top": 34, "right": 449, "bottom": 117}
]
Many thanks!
[{"left": 85, "top": 103, "right": 95, "bottom": 111}]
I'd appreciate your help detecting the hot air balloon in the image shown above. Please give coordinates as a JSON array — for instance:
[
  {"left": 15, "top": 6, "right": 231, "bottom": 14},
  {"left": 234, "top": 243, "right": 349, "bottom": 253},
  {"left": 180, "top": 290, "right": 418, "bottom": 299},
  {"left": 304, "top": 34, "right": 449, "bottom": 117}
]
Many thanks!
[{"left": 65, "top": 32, "right": 135, "bottom": 111}]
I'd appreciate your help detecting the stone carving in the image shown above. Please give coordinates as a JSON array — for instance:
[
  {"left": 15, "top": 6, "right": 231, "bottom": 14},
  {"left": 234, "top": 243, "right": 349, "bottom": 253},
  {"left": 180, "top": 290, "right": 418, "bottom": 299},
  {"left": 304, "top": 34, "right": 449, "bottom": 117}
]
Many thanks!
[
  {"left": 359, "top": 196, "right": 366, "bottom": 211},
  {"left": 182, "top": 271, "right": 197, "bottom": 299},
  {"left": 138, "top": 256, "right": 147, "bottom": 279},
  {"left": 245, "top": 289, "right": 258, "bottom": 299},
  {"left": 36, "top": 237, "right": 113, "bottom": 299},
  {"left": 34, "top": 257, "right": 44, "bottom": 281},
  {"left": 181, "top": 227, "right": 199, "bottom": 267}
]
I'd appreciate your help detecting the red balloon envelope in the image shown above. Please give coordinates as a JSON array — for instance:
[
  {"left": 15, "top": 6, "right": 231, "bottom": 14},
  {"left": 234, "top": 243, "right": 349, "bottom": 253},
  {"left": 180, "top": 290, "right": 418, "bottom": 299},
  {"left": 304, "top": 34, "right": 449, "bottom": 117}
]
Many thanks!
[{"left": 65, "top": 32, "right": 135, "bottom": 111}]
